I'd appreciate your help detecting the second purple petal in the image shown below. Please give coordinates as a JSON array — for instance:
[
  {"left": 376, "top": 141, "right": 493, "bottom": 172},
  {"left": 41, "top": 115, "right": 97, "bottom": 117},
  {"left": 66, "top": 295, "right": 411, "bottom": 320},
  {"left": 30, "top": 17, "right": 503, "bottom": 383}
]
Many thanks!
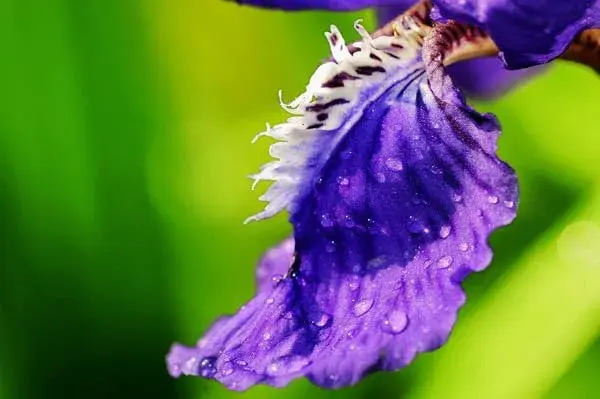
[
  {"left": 378, "top": 5, "right": 545, "bottom": 98},
  {"left": 433, "top": 0, "right": 600, "bottom": 69}
]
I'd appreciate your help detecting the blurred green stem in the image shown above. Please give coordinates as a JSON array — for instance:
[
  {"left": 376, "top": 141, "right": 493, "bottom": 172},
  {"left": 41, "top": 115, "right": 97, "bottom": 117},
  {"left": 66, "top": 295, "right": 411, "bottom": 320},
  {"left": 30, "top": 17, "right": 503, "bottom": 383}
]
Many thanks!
[{"left": 410, "top": 185, "right": 600, "bottom": 399}]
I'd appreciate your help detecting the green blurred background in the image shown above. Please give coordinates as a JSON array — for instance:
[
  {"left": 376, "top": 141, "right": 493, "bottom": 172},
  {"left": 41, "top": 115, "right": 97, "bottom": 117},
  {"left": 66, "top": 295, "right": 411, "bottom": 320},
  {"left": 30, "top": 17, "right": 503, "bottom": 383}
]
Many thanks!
[{"left": 1, "top": 1, "right": 599, "bottom": 398}]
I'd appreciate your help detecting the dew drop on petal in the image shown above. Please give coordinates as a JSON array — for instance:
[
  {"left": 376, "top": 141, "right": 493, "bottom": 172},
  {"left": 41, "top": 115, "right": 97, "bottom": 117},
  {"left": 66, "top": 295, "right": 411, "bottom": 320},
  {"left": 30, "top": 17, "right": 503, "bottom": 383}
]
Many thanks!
[
  {"left": 320, "top": 213, "right": 334, "bottom": 227},
  {"left": 311, "top": 312, "right": 331, "bottom": 328},
  {"left": 385, "top": 157, "right": 404, "bottom": 171},
  {"left": 430, "top": 164, "right": 443, "bottom": 175},
  {"left": 452, "top": 193, "right": 463, "bottom": 203},
  {"left": 341, "top": 150, "right": 353, "bottom": 160},
  {"left": 375, "top": 172, "right": 386, "bottom": 183},
  {"left": 344, "top": 214, "right": 356, "bottom": 228},
  {"left": 220, "top": 361, "right": 234, "bottom": 376},
  {"left": 439, "top": 225, "right": 451, "bottom": 239},
  {"left": 337, "top": 176, "right": 349, "bottom": 186},
  {"left": 503, "top": 200, "right": 515, "bottom": 208},
  {"left": 199, "top": 357, "right": 217, "bottom": 378},
  {"left": 381, "top": 310, "right": 409, "bottom": 334},
  {"left": 458, "top": 242, "right": 469, "bottom": 252},
  {"left": 265, "top": 297, "right": 275, "bottom": 305},
  {"left": 267, "top": 362, "right": 280, "bottom": 376},
  {"left": 437, "top": 255, "right": 454, "bottom": 269},
  {"left": 235, "top": 359, "right": 248, "bottom": 367},
  {"left": 408, "top": 218, "right": 429, "bottom": 234},
  {"left": 367, "top": 218, "right": 381, "bottom": 234},
  {"left": 487, "top": 195, "right": 499, "bottom": 204},
  {"left": 367, "top": 256, "right": 387, "bottom": 269},
  {"left": 348, "top": 275, "right": 360, "bottom": 291},
  {"left": 326, "top": 240, "right": 337, "bottom": 253},
  {"left": 271, "top": 274, "right": 283, "bottom": 285},
  {"left": 353, "top": 298, "right": 374, "bottom": 316},
  {"left": 263, "top": 331, "right": 272, "bottom": 340}
]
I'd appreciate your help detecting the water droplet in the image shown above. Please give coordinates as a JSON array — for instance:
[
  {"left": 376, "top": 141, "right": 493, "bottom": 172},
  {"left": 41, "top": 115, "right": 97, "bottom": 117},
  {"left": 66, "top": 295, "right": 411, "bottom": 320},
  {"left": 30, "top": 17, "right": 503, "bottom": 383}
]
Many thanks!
[
  {"left": 320, "top": 213, "right": 334, "bottom": 228},
  {"left": 263, "top": 331, "right": 272, "bottom": 340},
  {"left": 343, "top": 215, "right": 355, "bottom": 228},
  {"left": 337, "top": 176, "right": 349, "bottom": 186},
  {"left": 439, "top": 225, "right": 451, "bottom": 239},
  {"left": 341, "top": 150, "right": 353, "bottom": 160},
  {"left": 375, "top": 172, "right": 386, "bottom": 183},
  {"left": 430, "top": 165, "right": 443, "bottom": 175},
  {"left": 311, "top": 312, "right": 331, "bottom": 327},
  {"left": 437, "top": 255, "right": 454, "bottom": 269},
  {"left": 408, "top": 218, "right": 429, "bottom": 234},
  {"left": 353, "top": 298, "right": 374, "bottom": 316},
  {"left": 199, "top": 357, "right": 217, "bottom": 378},
  {"left": 458, "top": 242, "right": 469, "bottom": 252},
  {"left": 283, "top": 311, "right": 293, "bottom": 320},
  {"left": 325, "top": 240, "right": 337, "bottom": 253},
  {"left": 235, "top": 359, "right": 248, "bottom": 366},
  {"left": 265, "top": 297, "right": 274, "bottom": 305},
  {"left": 367, "top": 256, "right": 386, "bottom": 269},
  {"left": 267, "top": 362, "right": 280, "bottom": 375},
  {"left": 423, "top": 259, "right": 433, "bottom": 268},
  {"left": 487, "top": 195, "right": 499, "bottom": 204},
  {"left": 220, "top": 361, "right": 234, "bottom": 376},
  {"left": 412, "top": 195, "right": 426, "bottom": 205},
  {"left": 385, "top": 157, "right": 404, "bottom": 171},
  {"left": 503, "top": 200, "right": 515, "bottom": 208},
  {"left": 348, "top": 275, "right": 360, "bottom": 291},
  {"left": 271, "top": 274, "right": 283, "bottom": 284},
  {"left": 328, "top": 374, "right": 339, "bottom": 382},
  {"left": 452, "top": 193, "right": 463, "bottom": 203},
  {"left": 381, "top": 310, "right": 409, "bottom": 334},
  {"left": 346, "top": 328, "right": 359, "bottom": 339},
  {"left": 367, "top": 218, "right": 380, "bottom": 234}
]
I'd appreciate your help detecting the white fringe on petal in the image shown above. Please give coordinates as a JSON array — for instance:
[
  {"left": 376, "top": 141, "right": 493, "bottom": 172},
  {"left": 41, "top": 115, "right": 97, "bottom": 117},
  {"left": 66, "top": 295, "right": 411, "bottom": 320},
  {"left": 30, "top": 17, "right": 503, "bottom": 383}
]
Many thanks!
[{"left": 245, "top": 20, "right": 428, "bottom": 224}]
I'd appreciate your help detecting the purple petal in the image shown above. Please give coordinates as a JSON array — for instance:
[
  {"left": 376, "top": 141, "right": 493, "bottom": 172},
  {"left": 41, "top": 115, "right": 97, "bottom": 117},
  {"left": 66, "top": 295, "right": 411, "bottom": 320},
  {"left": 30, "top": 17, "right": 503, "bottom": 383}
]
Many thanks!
[
  {"left": 167, "top": 21, "right": 518, "bottom": 390},
  {"left": 445, "top": 58, "right": 545, "bottom": 99},
  {"left": 377, "top": 5, "right": 546, "bottom": 98},
  {"left": 255, "top": 238, "right": 294, "bottom": 293},
  {"left": 235, "top": 0, "right": 399, "bottom": 11},
  {"left": 434, "top": 0, "right": 600, "bottom": 69}
]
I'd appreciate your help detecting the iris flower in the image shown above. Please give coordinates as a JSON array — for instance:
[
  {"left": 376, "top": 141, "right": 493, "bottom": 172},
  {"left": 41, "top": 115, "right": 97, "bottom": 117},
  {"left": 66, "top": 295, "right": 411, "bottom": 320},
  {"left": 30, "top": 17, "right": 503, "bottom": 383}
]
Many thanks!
[{"left": 167, "top": 0, "right": 600, "bottom": 391}]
